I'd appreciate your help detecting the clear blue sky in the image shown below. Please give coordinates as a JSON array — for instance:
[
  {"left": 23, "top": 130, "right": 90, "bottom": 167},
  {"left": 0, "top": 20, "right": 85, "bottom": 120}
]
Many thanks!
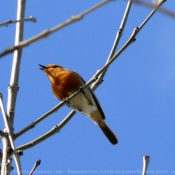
[{"left": 0, "top": 0, "right": 175, "bottom": 174}]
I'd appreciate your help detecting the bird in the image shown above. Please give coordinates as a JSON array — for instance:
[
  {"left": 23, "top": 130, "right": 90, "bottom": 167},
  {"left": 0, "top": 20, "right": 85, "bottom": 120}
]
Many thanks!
[{"left": 39, "top": 64, "right": 118, "bottom": 145}]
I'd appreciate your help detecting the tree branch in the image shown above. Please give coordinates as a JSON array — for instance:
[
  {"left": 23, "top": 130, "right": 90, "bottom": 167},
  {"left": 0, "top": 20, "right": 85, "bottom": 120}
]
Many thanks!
[
  {"left": 133, "top": 0, "right": 175, "bottom": 19},
  {"left": 29, "top": 160, "right": 41, "bottom": 175},
  {"left": 15, "top": 0, "right": 165, "bottom": 142},
  {"left": 16, "top": 111, "right": 76, "bottom": 151},
  {"left": 15, "top": 77, "right": 97, "bottom": 138},
  {"left": 91, "top": 0, "right": 133, "bottom": 90},
  {"left": 0, "top": 94, "right": 21, "bottom": 175},
  {"left": 142, "top": 155, "right": 150, "bottom": 175},
  {"left": 1, "top": 0, "right": 27, "bottom": 174},
  {"left": 0, "top": 16, "right": 36, "bottom": 27},
  {"left": 0, "top": 0, "right": 113, "bottom": 58}
]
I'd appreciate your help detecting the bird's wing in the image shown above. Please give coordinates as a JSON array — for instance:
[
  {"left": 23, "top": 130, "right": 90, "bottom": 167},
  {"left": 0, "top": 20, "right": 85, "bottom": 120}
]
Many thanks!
[{"left": 71, "top": 70, "right": 105, "bottom": 120}]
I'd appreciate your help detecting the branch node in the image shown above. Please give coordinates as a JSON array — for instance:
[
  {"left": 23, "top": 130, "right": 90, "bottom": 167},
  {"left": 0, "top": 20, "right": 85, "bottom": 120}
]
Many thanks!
[
  {"left": 0, "top": 130, "right": 5, "bottom": 137},
  {"left": 71, "top": 15, "right": 82, "bottom": 21},
  {"left": 6, "top": 147, "right": 13, "bottom": 154},
  {"left": 9, "top": 109, "right": 14, "bottom": 113},
  {"left": 41, "top": 30, "right": 50, "bottom": 38},
  {"left": 119, "top": 28, "right": 123, "bottom": 32},
  {"left": 17, "top": 150, "right": 23, "bottom": 156},
  {"left": 79, "top": 86, "right": 85, "bottom": 94},
  {"left": 8, "top": 85, "right": 11, "bottom": 89},
  {"left": 54, "top": 126, "right": 60, "bottom": 133},
  {"left": 36, "top": 160, "right": 41, "bottom": 166},
  {"left": 29, "top": 16, "right": 37, "bottom": 23},
  {"left": 94, "top": 76, "right": 98, "bottom": 81},
  {"left": 63, "top": 97, "right": 70, "bottom": 105},
  {"left": 7, "top": 158, "right": 12, "bottom": 164}
]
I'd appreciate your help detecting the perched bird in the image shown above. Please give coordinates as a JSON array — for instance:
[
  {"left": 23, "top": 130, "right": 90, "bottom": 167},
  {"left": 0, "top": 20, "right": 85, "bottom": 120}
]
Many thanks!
[{"left": 39, "top": 64, "right": 118, "bottom": 145}]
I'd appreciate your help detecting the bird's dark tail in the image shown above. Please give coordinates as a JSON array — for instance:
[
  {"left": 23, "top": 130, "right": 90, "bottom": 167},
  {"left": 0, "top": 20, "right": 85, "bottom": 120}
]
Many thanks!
[
  {"left": 91, "top": 111, "right": 118, "bottom": 145},
  {"left": 98, "top": 121, "right": 118, "bottom": 145}
]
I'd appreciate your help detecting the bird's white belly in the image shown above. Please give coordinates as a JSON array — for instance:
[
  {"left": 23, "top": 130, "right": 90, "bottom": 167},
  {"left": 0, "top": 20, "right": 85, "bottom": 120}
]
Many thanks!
[{"left": 69, "top": 92, "right": 97, "bottom": 117}]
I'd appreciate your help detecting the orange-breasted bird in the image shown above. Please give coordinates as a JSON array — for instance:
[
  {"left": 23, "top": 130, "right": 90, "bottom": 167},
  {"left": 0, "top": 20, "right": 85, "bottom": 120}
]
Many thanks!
[{"left": 39, "top": 64, "right": 118, "bottom": 145}]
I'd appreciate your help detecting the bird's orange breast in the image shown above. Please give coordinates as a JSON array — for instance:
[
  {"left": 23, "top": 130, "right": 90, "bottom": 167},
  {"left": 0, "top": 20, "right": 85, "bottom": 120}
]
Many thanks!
[{"left": 51, "top": 70, "right": 82, "bottom": 100}]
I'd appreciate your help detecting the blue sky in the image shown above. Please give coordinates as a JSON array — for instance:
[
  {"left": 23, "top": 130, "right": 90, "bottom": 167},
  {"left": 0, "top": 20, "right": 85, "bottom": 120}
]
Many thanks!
[{"left": 0, "top": 0, "right": 175, "bottom": 174}]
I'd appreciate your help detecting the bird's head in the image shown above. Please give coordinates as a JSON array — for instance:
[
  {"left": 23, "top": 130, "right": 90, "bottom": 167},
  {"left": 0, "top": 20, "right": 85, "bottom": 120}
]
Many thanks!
[
  {"left": 39, "top": 64, "right": 63, "bottom": 71},
  {"left": 39, "top": 64, "right": 64, "bottom": 84}
]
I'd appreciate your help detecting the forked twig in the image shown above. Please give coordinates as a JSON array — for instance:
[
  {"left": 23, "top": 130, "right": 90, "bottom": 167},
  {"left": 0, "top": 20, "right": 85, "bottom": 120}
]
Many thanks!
[
  {"left": 15, "top": 78, "right": 97, "bottom": 138},
  {"left": 15, "top": 0, "right": 132, "bottom": 139},
  {"left": 17, "top": 111, "right": 76, "bottom": 150},
  {"left": 92, "top": 0, "right": 133, "bottom": 90},
  {"left": 0, "top": 0, "right": 113, "bottom": 58},
  {"left": 0, "top": 94, "right": 15, "bottom": 150},
  {"left": 15, "top": 0, "right": 166, "bottom": 143},
  {"left": 0, "top": 93, "right": 22, "bottom": 175}
]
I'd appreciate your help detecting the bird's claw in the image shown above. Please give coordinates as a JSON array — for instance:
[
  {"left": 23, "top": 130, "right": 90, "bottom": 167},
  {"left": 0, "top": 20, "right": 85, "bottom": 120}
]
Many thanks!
[
  {"left": 79, "top": 86, "right": 85, "bottom": 94},
  {"left": 63, "top": 97, "right": 70, "bottom": 104}
]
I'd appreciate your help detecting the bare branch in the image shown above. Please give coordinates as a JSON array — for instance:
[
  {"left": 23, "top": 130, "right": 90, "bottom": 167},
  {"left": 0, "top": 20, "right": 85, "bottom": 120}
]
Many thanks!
[
  {"left": 48, "top": 0, "right": 167, "bottom": 137},
  {"left": 17, "top": 111, "right": 76, "bottom": 150},
  {"left": 1, "top": 0, "right": 27, "bottom": 174},
  {"left": 15, "top": 76, "right": 97, "bottom": 138},
  {"left": 95, "top": 0, "right": 166, "bottom": 75},
  {"left": 0, "top": 94, "right": 14, "bottom": 148},
  {"left": 133, "top": 0, "right": 175, "bottom": 19},
  {"left": 92, "top": 0, "right": 133, "bottom": 90},
  {"left": 0, "top": 16, "right": 36, "bottom": 27},
  {"left": 1, "top": 135, "right": 12, "bottom": 175},
  {"left": 29, "top": 160, "right": 41, "bottom": 175},
  {"left": 15, "top": 0, "right": 166, "bottom": 141},
  {"left": 142, "top": 155, "right": 150, "bottom": 175},
  {"left": 7, "top": 0, "right": 26, "bottom": 127},
  {"left": 0, "top": 93, "right": 22, "bottom": 175},
  {"left": 0, "top": 0, "right": 113, "bottom": 58},
  {"left": 139, "top": 0, "right": 166, "bottom": 30},
  {"left": 0, "top": 94, "right": 20, "bottom": 174}
]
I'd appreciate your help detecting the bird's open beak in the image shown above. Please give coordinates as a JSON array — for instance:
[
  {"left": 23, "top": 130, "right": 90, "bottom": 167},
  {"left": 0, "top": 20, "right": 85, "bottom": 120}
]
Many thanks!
[{"left": 39, "top": 64, "right": 47, "bottom": 70}]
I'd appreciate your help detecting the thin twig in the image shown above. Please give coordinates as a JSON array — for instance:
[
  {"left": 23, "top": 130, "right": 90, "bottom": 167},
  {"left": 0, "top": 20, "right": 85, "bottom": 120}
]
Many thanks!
[
  {"left": 41, "top": 0, "right": 167, "bottom": 143},
  {"left": 94, "top": 0, "right": 166, "bottom": 76},
  {"left": 0, "top": 0, "right": 113, "bottom": 58},
  {"left": 92, "top": 0, "right": 133, "bottom": 90},
  {"left": 1, "top": 134, "right": 12, "bottom": 175},
  {"left": 139, "top": 0, "right": 166, "bottom": 30},
  {"left": 15, "top": 0, "right": 166, "bottom": 140},
  {"left": 15, "top": 77, "right": 97, "bottom": 138},
  {"left": 14, "top": 0, "right": 131, "bottom": 138},
  {"left": 29, "top": 160, "right": 41, "bottom": 175},
  {"left": 0, "top": 94, "right": 21, "bottom": 175},
  {"left": 0, "top": 94, "right": 15, "bottom": 150},
  {"left": 0, "top": 16, "right": 36, "bottom": 27},
  {"left": 17, "top": 111, "right": 76, "bottom": 150},
  {"left": 142, "top": 155, "right": 150, "bottom": 175},
  {"left": 133, "top": 0, "right": 175, "bottom": 19}
]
